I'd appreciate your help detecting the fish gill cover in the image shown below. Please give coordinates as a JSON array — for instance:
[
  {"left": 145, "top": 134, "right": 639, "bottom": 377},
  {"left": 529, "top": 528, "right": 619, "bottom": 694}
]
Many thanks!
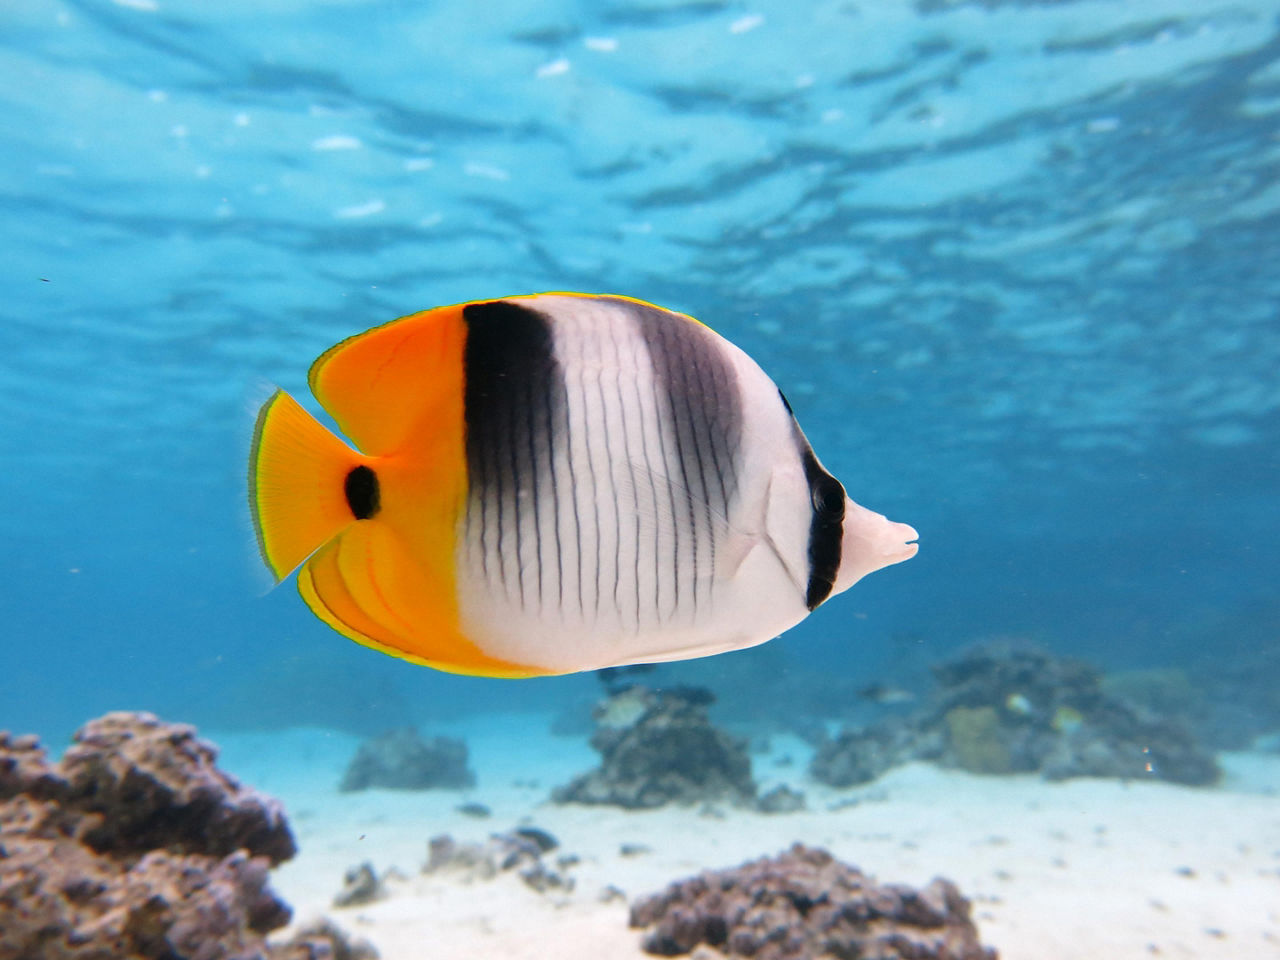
[{"left": 0, "top": 0, "right": 1277, "bottom": 734}]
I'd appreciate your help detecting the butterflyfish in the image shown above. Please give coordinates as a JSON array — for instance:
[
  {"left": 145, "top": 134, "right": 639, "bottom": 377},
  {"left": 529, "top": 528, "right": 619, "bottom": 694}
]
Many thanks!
[{"left": 248, "top": 293, "right": 918, "bottom": 678}]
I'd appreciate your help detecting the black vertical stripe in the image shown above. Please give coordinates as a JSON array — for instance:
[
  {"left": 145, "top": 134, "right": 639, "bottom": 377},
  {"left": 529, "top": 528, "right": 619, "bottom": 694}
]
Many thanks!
[
  {"left": 695, "top": 333, "right": 731, "bottom": 513},
  {"left": 525, "top": 368, "right": 541, "bottom": 607},
  {"left": 693, "top": 342, "right": 725, "bottom": 577},
  {"left": 490, "top": 407, "right": 505, "bottom": 596},
  {"left": 663, "top": 317, "right": 703, "bottom": 611},
  {"left": 508, "top": 369, "right": 525, "bottom": 606},
  {"left": 462, "top": 300, "right": 567, "bottom": 612},
  {"left": 800, "top": 444, "right": 845, "bottom": 611},
  {"left": 677, "top": 324, "right": 717, "bottom": 608},
  {"left": 622, "top": 299, "right": 744, "bottom": 617},
  {"left": 778, "top": 389, "right": 845, "bottom": 610}
]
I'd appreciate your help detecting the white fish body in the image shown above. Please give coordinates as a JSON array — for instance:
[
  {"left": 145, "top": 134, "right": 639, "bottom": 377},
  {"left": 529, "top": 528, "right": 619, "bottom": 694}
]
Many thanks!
[{"left": 451, "top": 294, "right": 918, "bottom": 673}]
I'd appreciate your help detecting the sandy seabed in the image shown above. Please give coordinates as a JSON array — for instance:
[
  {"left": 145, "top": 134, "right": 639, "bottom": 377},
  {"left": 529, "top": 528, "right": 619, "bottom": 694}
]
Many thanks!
[{"left": 211, "top": 717, "right": 1280, "bottom": 960}]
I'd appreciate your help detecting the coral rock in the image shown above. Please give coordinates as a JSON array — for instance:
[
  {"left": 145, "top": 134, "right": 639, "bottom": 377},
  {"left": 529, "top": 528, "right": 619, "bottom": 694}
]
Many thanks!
[
  {"left": 630, "top": 843, "right": 995, "bottom": 960},
  {"left": 553, "top": 687, "right": 756, "bottom": 809},
  {"left": 0, "top": 731, "right": 63, "bottom": 801},
  {"left": 0, "top": 711, "right": 372, "bottom": 960},
  {"left": 944, "top": 706, "right": 1014, "bottom": 775},
  {"left": 274, "top": 918, "right": 381, "bottom": 960},
  {"left": 58, "top": 711, "right": 296, "bottom": 864},
  {"left": 0, "top": 810, "right": 292, "bottom": 960},
  {"left": 810, "top": 642, "right": 1220, "bottom": 788},
  {"left": 755, "top": 784, "right": 806, "bottom": 814},
  {"left": 929, "top": 643, "right": 1219, "bottom": 785},
  {"left": 809, "top": 723, "right": 919, "bottom": 788},
  {"left": 333, "top": 861, "right": 383, "bottom": 908},
  {"left": 424, "top": 830, "right": 574, "bottom": 894},
  {"left": 340, "top": 729, "right": 475, "bottom": 792}
]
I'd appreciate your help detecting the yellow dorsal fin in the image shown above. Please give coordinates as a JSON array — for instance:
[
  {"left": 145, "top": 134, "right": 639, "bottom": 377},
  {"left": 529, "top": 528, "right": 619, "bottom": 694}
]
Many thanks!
[{"left": 308, "top": 304, "right": 469, "bottom": 457}]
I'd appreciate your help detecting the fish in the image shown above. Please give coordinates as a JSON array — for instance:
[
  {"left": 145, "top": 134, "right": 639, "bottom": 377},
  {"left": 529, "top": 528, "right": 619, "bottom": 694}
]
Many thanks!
[
  {"left": 248, "top": 293, "right": 918, "bottom": 678},
  {"left": 855, "top": 682, "right": 917, "bottom": 706}
]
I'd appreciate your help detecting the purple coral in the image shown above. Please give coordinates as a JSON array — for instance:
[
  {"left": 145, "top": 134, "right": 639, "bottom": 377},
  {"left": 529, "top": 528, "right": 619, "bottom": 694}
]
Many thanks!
[
  {"left": 630, "top": 843, "right": 995, "bottom": 960},
  {"left": 58, "top": 711, "right": 296, "bottom": 863},
  {"left": 0, "top": 711, "right": 371, "bottom": 960}
]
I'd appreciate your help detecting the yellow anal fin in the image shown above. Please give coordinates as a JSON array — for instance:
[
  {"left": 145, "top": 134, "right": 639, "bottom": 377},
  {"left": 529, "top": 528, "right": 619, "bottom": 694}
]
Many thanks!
[
  {"left": 298, "top": 522, "right": 548, "bottom": 678},
  {"left": 307, "top": 303, "right": 467, "bottom": 457},
  {"left": 250, "top": 390, "right": 364, "bottom": 581}
]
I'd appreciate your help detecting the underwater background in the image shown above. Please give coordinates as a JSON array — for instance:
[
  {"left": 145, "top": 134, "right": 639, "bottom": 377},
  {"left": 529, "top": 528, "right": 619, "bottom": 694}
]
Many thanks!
[
  {"left": 3, "top": 0, "right": 1279, "bottom": 780},
  {"left": 5, "top": 3, "right": 1280, "bottom": 958}
]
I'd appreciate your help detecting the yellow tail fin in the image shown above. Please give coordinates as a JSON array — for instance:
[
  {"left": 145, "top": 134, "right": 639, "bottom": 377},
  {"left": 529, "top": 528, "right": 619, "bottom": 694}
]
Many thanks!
[{"left": 249, "top": 389, "right": 365, "bottom": 581}]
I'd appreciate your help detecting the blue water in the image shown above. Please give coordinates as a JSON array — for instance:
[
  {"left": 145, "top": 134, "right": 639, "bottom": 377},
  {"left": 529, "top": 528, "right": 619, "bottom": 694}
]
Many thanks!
[{"left": 2, "top": 0, "right": 1278, "bottom": 750}]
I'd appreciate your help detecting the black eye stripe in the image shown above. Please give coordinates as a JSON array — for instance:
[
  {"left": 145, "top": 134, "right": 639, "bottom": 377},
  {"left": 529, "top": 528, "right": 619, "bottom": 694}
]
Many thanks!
[
  {"left": 801, "top": 449, "right": 844, "bottom": 611},
  {"left": 779, "top": 389, "right": 845, "bottom": 610}
]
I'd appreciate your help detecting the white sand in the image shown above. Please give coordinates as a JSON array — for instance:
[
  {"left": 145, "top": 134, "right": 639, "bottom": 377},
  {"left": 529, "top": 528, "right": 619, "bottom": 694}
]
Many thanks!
[{"left": 211, "top": 719, "right": 1280, "bottom": 960}]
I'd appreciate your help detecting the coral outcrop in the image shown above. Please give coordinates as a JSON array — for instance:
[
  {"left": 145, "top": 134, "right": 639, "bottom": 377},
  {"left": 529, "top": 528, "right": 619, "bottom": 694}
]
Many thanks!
[
  {"left": 926, "top": 643, "right": 1219, "bottom": 784},
  {"left": 275, "top": 919, "right": 379, "bottom": 960},
  {"left": 553, "top": 686, "right": 756, "bottom": 809},
  {"left": 424, "top": 828, "right": 573, "bottom": 894},
  {"left": 629, "top": 843, "right": 995, "bottom": 959},
  {"left": 755, "top": 784, "right": 806, "bottom": 814},
  {"left": 333, "top": 861, "right": 384, "bottom": 907},
  {"left": 339, "top": 728, "right": 475, "bottom": 792},
  {"left": 808, "top": 723, "right": 918, "bottom": 788},
  {"left": 943, "top": 706, "right": 1013, "bottom": 774},
  {"left": 56, "top": 711, "right": 297, "bottom": 863},
  {"left": 810, "top": 642, "right": 1220, "bottom": 787},
  {"left": 0, "top": 712, "right": 372, "bottom": 960}
]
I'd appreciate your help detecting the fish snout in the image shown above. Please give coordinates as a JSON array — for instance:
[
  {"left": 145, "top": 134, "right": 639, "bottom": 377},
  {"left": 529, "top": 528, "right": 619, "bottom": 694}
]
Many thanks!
[{"left": 831, "top": 501, "right": 919, "bottom": 595}]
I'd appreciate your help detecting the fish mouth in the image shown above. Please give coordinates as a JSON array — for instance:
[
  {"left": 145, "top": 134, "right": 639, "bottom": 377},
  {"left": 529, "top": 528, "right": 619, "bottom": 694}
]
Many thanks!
[
  {"left": 885, "top": 522, "right": 919, "bottom": 563},
  {"left": 833, "top": 507, "right": 919, "bottom": 594}
]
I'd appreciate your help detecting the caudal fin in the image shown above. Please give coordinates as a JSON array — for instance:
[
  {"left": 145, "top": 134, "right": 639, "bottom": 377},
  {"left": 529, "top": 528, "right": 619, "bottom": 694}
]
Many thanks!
[{"left": 249, "top": 389, "right": 366, "bottom": 581}]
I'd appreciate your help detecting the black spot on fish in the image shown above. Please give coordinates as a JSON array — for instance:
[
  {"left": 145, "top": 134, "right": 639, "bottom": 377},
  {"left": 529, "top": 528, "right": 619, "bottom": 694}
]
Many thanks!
[{"left": 344, "top": 465, "right": 380, "bottom": 520}]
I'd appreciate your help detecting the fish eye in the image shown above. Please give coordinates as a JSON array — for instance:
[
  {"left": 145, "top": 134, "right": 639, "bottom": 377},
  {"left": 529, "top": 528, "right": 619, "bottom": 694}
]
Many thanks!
[{"left": 812, "top": 478, "right": 845, "bottom": 518}]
